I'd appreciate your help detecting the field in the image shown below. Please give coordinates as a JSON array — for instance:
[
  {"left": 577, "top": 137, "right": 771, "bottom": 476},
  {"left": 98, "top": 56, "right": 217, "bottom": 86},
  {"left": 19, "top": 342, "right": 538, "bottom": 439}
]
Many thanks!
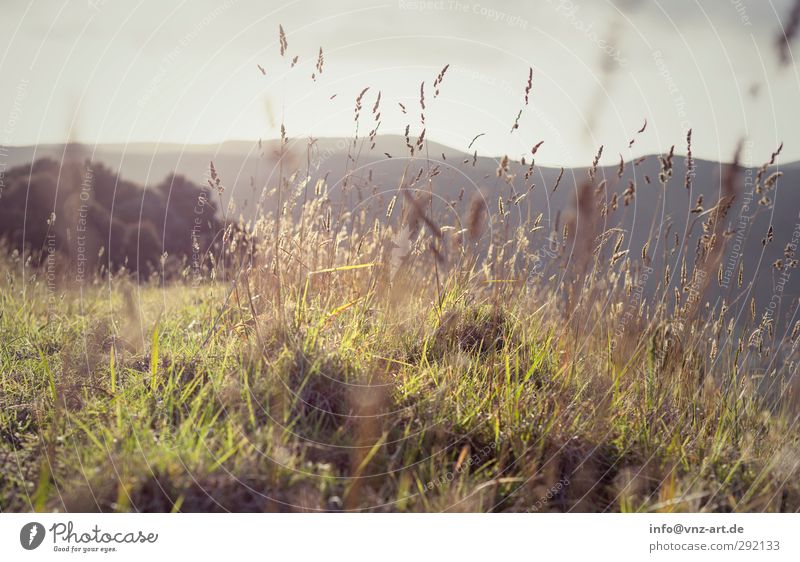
[{"left": 1, "top": 158, "right": 799, "bottom": 512}]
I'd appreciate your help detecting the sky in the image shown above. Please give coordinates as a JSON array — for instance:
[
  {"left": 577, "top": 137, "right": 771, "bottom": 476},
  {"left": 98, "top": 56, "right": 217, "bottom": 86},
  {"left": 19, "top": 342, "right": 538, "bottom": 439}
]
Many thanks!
[{"left": 1, "top": 0, "right": 799, "bottom": 166}]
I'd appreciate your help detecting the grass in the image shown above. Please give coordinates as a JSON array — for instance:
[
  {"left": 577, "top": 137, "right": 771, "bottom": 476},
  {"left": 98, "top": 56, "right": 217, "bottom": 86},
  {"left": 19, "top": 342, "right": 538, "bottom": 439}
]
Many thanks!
[{"left": 1, "top": 237, "right": 798, "bottom": 512}]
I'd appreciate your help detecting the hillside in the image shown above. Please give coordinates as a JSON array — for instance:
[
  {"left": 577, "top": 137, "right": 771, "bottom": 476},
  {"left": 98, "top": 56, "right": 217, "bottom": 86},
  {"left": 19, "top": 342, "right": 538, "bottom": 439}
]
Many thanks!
[{"left": 2, "top": 134, "right": 799, "bottom": 511}]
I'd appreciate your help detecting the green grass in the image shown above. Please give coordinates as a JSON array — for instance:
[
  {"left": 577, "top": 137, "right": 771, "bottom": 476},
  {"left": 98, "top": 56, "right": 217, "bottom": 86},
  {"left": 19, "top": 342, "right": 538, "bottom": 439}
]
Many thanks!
[{"left": 1, "top": 255, "right": 798, "bottom": 513}]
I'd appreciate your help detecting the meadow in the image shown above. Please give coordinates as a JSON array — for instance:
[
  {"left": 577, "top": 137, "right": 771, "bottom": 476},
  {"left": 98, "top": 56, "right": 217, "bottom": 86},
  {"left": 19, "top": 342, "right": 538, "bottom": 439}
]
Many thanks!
[{"left": 1, "top": 138, "right": 798, "bottom": 513}]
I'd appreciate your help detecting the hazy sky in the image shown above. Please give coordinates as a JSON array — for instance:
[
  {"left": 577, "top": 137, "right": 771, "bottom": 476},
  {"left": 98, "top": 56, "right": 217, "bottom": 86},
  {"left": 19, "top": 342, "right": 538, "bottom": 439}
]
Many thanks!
[{"left": 1, "top": 0, "right": 799, "bottom": 166}]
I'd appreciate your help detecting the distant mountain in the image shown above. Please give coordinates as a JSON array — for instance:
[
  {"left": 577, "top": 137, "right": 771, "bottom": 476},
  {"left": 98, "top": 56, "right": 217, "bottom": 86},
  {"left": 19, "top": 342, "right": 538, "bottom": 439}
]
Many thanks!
[{"left": 3, "top": 137, "right": 798, "bottom": 340}]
